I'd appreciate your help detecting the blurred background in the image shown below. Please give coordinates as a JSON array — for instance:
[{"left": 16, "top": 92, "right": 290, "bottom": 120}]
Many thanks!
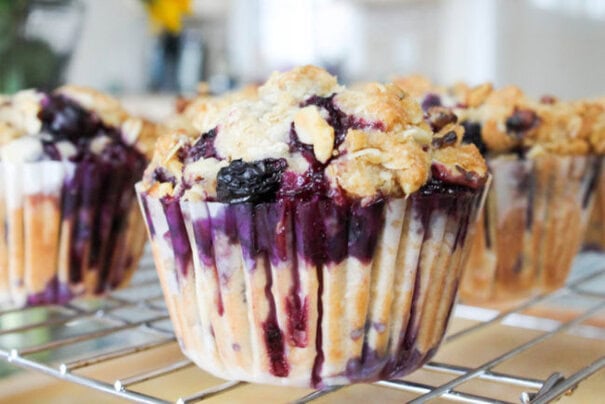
[{"left": 2, "top": 0, "right": 605, "bottom": 99}]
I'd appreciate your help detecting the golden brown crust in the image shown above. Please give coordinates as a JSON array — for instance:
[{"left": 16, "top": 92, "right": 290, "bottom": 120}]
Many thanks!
[
  {"left": 144, "top": 66, "right": 488, "bottom": 200},
  {"left": 456, "top": 86, "right": 590, "bottom": 155},
  {"left": 392, "top": 75, "right": 441, "bottom": 99},
  {"left": 0, "top": 87, "right": 159, "bottom": 160},
  {"left": 328, "top": 129, "right": 431, "bottom": 198},
  {"left": 259, "top": 65, "right": 341, "bottom": 104},
  {"left": 573, "top": 99, "right": 605, "bottom": 154},
  {"left": 452, "top": 82, "right": 493, "bottom": 108},
  {"left": 335, "top": 83, "right": 427, "bottom": 133},
  {"left": 168, "top": 85, "right": 259, "bottom": 136},
  {"left": 432, "top": 144, "right": 488, "bottom": 188},
  {"left": 395, "top": 76, "right": 596, "bottom": 156}
]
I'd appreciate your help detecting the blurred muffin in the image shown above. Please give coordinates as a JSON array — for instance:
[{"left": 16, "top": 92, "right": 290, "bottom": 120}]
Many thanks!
[
  {"left": 137, "top": 66, "right": 489, "bottom": 387},
  {"left": 396, "top": 76, "right": 602, "bottom": 305},
  {"left": 0, "top": 86, "right": 154, "bottom": 308},
  {"left": 574, "top": 99, "right": 605, "bottom": 250}
]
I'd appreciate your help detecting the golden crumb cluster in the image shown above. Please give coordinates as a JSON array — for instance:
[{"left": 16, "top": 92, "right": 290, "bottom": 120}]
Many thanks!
[
  {"left": 143, "top": 66, "right": 488, "bottom": 202},
  {"left": 0, "top": 86, "right": 159, "bottom": 159},
  {"left": 167, "top": 85, "right": 258, "bottom": 136},
  {"left": 395, "top": 75, "right": 605, "bottom": 156}
]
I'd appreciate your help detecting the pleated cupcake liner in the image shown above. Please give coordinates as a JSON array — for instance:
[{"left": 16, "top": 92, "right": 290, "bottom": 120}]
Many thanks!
[
  {"left": 0, "top": 160, "right": 146, "bottom": 309},
  {"left": 461, "top": 154, "right": 601, "bottom": 306},
  {"left": 138, "top": 183, "right": 487, "bottom": 387},
  {"left": 584, "top": 172, "right": 605, "bottom": 250}
]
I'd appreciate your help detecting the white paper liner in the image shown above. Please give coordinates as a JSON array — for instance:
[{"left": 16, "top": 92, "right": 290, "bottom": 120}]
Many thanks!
[
  {"left": 461, "top": 154, "right": 600, "bottom": 305},
  {"left": 138, "top": 183, "right": 486, "bottom": 387},
  {"left": 585, "top": 167, "right": 605, "bottom": 249},
  {"left": 0, "top": 161, "right": 146, "bottom": 309}
]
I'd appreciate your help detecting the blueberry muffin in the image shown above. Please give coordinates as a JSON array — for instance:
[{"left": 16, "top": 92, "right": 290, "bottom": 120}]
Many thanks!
[
  {"left": 575, "top": 99, "right": 605, "bottom": 250},
  {"left": 396, "top": 76, "right": 602, "bottom": 305},
  {"left": 138, "top": 66, "right": 489, "bottom": 387},
  {"left": 0, "top": 86, "right": 153, "bottom": 308}
]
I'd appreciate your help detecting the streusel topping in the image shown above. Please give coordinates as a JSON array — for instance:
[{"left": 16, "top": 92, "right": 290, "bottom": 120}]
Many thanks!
[
  {"left": 143, "top": 66, "right": 488, "bottom": 203},
  {"left": 573, "top": 99, "right": 605, "bottom": 155},
  {"left": 0, "top": 86, "right": 156, "bottom": 162},
  {"left": 395, "top": 76, "right": 594, "bottom": 156},
  {"left": 168, "top": 85, "right": 258, "bottom": 136}
]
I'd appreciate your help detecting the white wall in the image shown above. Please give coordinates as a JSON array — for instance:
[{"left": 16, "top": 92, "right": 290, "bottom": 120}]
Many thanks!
[
  {"left": 66, "top": 0, "right": 151, "bottom": 93},
  {"left": 493, "top": 0, "right": 605, "bottom": 98},
  {"left": 65, "top": 0, "right": 605, "bottom": 98}
]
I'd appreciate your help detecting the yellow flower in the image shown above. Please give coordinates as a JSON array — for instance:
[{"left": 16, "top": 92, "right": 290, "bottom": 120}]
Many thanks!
[{"left": 144, "top": 0, "right": 192, "bottom": 33}]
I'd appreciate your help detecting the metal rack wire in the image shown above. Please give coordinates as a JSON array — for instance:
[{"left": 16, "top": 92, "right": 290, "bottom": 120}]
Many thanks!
[{"left": 0, "top": 250, "right": 604, "bottom": 403}]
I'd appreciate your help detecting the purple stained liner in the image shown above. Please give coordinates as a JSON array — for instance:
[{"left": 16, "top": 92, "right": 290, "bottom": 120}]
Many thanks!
[
  {"left": 462, "top": 154, "right": 599, "bottom": 305},
  {"left": 59, "top": 157, "right": 145, "bottom": 294},
  {"left": 136, "top": 67, "right": 490, "bottom": 386},
  {"left": 26, "top": 277, "right": 72, "bottom": 306},
  {"left": 583, "top": 157, "right": 603, "bottom": 209},
  {"left": 162, "top": 198, "right": 193, "bottom": 277},
  {"left": 4, "top": 91, "right": 150, "bottom": 307},
  {"left": 142, "top": 179, "right": 484, "bottom": 386},
  {"left": 261, "top": 256, "right": 289, "bottom": 377}
]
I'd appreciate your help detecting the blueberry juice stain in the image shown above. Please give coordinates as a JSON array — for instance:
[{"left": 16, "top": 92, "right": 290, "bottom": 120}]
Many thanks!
[{"left": 38, "top": 93, "right": 148, "bottom": 293}]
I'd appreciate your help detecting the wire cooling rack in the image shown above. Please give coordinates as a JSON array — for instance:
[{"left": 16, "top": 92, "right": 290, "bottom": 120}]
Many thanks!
[{"left": 0, "top": 250, "right": 604, "bottom": 403}]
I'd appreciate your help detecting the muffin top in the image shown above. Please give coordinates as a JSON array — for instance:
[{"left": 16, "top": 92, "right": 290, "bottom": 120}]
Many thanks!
[
  {"left": 142, "top": 66, "right": 488, "bottom": 204},
  {"left": 395, "top": 76, "right": 604, "bottom": 157},
  {"left": 0, "top": 86, "right": 156, "bottom": 163},
  {"left": 168, "top": 84, "right": 259, "bottom": 136}
]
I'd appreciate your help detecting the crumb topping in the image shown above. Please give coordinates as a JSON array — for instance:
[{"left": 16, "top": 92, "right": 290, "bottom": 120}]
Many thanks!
[
  {"left": 167, "top": 85, "right": 258, "bottom": 136},
  {"left": 143, "top": 66, "right": 488, "bottom": 203},
  {"left": 0, "top": 87, "right": 157, "bottom": 162},
  {"left": 396, "top": 77, "right": 597, "bottom": 156}
]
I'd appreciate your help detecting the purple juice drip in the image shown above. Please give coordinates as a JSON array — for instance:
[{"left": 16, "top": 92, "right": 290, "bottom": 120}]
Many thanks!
[
  {"left": 348, "top": 202, "right": 385, "bottom": 261},
  {"left": 191, "top": 214, "right": 224, "bottom": 316},
  {"left": 526, "top": 170, "right": 536, "bottom": 230},
  {"left": 255, "top": 203, "right": 289, "bottom": 265},
  {"left": 453, "top": 196, "right": 477, "bottom": 251},
  {"left": 140, "top": 195, "right": 156, "bottom": 237},
  {"left": 72, "top": 163, "right": 101, "bottom": 281},
  {"left": 261, "top": 257, "right": 289, "bottom": 377},
  {"left": 59, "top": 150, "right": 145, "bottom": 292},
  {"left": 583, "top": 157, "right": 602, "bottom": 209},
  {"left": 100, "top": 178, "right": 139, "bottom": 292},
  {"left": 286, "top": 294, "right": 309, "bottom": 348},
  {"left": 88, "top": 168, "right": 114, "bottom": 268},
  {"left": 283, "top": 207, "right": 309, "bottom": 347},
  {"left": 311, "top": 262, "right": 325, "bottom": 388},
  {"left": 194, "top": 199, "right": 387, "bottom": 270},
  {"left": 162, "top": 199, "right": 193, "bottom": 277},
  {"left": 191, "top": 213, "right": 215, "bottom": 267},
  {"left": 482, "top": 196, "right": 492, "bottom": 249}
]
